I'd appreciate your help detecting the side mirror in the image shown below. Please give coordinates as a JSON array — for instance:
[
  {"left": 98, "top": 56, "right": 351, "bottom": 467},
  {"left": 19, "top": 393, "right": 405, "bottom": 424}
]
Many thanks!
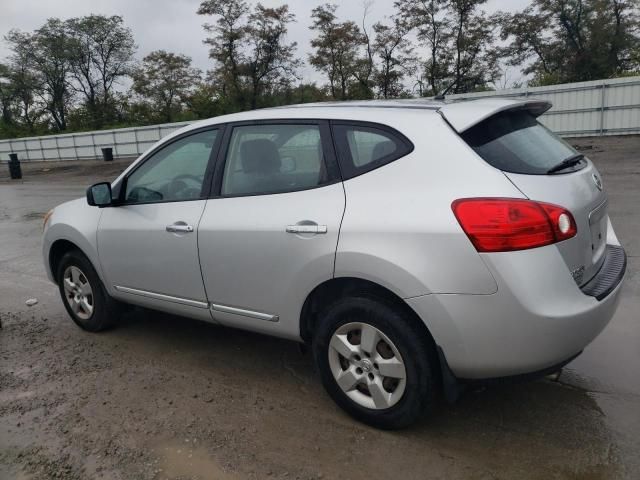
[{"left": 86, "top": 182, "right": 113, "bottom": 207}]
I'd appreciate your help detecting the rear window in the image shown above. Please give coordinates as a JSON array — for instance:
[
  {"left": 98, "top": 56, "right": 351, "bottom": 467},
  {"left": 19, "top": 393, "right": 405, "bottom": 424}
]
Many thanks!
[{"left": 461, "top": 110, "right": 583, "bottom": 175}]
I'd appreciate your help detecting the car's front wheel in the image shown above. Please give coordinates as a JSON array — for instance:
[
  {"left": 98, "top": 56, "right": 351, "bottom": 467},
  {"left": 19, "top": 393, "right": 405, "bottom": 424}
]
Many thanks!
[
  {"left": 312, "top": 297, "right": 438, "bottom": 429},
  {"left": 57, "top": 250, "right": 121, "bottom": 332}
]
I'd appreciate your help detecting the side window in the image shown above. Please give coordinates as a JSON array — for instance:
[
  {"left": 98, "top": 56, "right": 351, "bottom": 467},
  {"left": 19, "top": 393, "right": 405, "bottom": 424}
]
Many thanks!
[
  {"left": 332, "top": 124, "right": 413, "bottom": 179},
  {"left": 222, "top": 124, "right": 328, "bottom": 196},
  {"left": 125, "top": 129, "right": 218, "bottom": 204}
]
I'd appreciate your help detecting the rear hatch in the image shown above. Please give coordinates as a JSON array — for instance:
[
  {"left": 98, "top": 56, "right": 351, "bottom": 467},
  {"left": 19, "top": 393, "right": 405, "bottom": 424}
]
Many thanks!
[{"left": 440, "top": 99, "right": 608, "bottom": 286}]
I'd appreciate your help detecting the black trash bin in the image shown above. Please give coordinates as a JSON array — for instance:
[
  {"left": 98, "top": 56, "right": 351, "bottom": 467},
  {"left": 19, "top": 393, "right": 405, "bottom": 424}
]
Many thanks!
[
  {"left": 8, "top": 153, "right": 22, "bottom": 180},
  {"left": 101, "top": 147, "right": 113, "bottom": 162}
]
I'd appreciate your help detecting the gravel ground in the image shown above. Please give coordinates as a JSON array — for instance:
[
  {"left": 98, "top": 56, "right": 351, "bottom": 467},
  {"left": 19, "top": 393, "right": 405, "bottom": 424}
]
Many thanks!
[{"left": 0, "top": 136, "right": 639, "bottom": 479}]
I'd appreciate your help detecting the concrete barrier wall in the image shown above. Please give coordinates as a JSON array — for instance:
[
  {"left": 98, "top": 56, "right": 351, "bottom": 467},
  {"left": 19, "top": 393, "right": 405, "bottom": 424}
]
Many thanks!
[
  {"left": 2, "top": 76, "right": 640, "bottom": 162},
  {"left": 447, "top": 76, "right": 640, "bottom": 138},
  {"left": 0, "top": 121, "right": 190, "bottom": 163}
]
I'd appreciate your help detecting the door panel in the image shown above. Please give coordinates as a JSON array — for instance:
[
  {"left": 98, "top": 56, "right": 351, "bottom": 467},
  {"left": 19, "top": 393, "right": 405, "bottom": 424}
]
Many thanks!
[
  {"left": 198, "top": 121, "right": 345, "bottom": 339},
  {"left": 97, "top": 128, "right": 219, "bottom": 320},
  {"left": 98, "top": 201, "right": 208, "bottom": 305},
  {"left": 198, "top": 183, "right": 345, "bottom": 339}
]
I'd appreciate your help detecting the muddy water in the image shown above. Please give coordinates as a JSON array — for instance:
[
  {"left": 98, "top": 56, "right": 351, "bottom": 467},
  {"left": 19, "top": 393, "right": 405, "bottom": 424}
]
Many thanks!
[{"left": 1, "top": 141, "right": 639, "bottom": 479}]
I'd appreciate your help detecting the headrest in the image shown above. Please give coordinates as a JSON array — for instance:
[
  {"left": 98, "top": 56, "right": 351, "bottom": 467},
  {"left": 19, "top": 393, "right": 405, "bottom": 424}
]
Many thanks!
[
  {"left": 371, "top": 140, "right": 396, "bottom": 162},
  {"left": 240, "top": 139, "right": 281, "bottom": 174}
]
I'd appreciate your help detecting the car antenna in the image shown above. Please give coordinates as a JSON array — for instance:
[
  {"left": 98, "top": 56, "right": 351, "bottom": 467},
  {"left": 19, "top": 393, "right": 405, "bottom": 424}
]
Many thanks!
[{"left": 434, "top": 83, "right": 455, "bottom": 101}]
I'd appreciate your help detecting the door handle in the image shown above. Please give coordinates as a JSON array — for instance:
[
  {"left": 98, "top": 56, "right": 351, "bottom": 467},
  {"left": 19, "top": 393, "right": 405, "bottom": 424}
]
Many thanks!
[
  {"left": 286, "top": 224, "right": 327, "bottom": 234},
  {"left": 166, "top": 223, "right": 194, "bottom": 233}
]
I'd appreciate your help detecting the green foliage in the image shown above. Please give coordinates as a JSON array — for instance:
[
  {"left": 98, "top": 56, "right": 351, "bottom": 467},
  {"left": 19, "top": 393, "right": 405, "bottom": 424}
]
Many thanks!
[
  {"left": 197, "top": 0, "right": 300, "bottom": 111},
  {"left": 499, "top": 0, "right": 640, "bottom": 84},
  {"left": 1, "top": 1, "right": 639, "bottom": 140},
  {"left": 132, "top": 50, "right": 202, "bottom": 123},
  {"left": 395, "top": 0, "right": 500, "bottom": 96},
  {"left": 309, "top": 4, "right": 365, "bottom": 100},
  {"left": 66, "top": 15, "right": 136, "bottom": 128}
]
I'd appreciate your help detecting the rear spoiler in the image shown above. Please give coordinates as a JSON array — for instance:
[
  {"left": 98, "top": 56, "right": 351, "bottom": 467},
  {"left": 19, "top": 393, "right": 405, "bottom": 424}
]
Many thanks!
[{"left": 438, "top": 98, "right": 552, "bottom": 133}]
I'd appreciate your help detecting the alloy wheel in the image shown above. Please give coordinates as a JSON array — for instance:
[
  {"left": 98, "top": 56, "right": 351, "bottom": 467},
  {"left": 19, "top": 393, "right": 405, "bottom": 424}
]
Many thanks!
[
  {"left": 328, "top": 322, "right": 407, "bottom": 410},
  {"left": 63, "top": 265, "right": 94, "bottom": 320}
]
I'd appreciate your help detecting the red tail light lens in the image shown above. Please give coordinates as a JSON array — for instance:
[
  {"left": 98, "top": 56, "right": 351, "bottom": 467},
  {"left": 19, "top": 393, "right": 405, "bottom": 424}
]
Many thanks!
[{"left": 452, "top": 198, "right": 577, "bottom": 252}]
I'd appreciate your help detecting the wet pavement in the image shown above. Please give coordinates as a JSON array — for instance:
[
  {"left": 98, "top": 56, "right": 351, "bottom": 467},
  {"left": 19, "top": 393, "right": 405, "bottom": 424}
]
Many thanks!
[{"left": 0, "top": 138, "right": 639, "bottom": 479}]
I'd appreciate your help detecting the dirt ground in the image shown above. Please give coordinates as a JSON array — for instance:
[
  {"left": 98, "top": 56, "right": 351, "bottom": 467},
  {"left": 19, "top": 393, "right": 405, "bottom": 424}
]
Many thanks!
[{"left": 1, "top": 136, "right": 639, "bottom": 479}]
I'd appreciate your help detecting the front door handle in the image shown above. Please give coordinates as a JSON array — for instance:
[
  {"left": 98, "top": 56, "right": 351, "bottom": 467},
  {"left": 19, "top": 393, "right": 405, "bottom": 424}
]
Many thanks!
[
  {"left": 166, "top": 223, "right": 194, "bottom": 233},
  {"left": 286, "top": 224, "right": 327, "bottom": 234}
]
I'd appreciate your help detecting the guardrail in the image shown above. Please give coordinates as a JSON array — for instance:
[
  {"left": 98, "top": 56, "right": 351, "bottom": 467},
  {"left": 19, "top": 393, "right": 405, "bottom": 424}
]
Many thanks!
[
  {"left": 2, "top": 76, "right": 639, "bottom": 162},
  {"left": 447, "top": 76, "right": 640, "bottom": 137},
  {"left": 0, "top": 121, "right": 190, "bottom": 163}
]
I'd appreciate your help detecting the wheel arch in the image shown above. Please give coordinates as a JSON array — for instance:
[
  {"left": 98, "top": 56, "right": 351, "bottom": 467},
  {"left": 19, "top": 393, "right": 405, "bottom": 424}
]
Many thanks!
[
  {"left": 49, "top": 239, "right": 87, "bottom": 283},
  {"left": 300, "top": 277, "right": 437, "bottom": 350}
]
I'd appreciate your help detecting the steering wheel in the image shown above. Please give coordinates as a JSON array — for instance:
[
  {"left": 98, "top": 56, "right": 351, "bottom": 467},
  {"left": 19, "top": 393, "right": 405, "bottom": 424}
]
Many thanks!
[{"left": 167, "top": 174, "right": 203, "bottom": 199}]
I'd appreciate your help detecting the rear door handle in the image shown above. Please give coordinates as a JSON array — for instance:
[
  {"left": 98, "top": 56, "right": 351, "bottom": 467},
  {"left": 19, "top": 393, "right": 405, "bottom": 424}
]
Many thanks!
[
  {"left": 166, "top": 223, "right": 194, "bottom": 233},
  {"left": 286, "top": 224, "right": 327, "bottom": 234}
]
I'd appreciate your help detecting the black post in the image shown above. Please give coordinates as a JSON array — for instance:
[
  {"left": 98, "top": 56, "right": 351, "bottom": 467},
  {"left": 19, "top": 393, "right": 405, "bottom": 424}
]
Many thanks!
[
  {"left": 8, "top": 153, "right": 22, "bottom": 180},
  {"left": 101, "top": 147, "right": 113, "bottom": 162}
]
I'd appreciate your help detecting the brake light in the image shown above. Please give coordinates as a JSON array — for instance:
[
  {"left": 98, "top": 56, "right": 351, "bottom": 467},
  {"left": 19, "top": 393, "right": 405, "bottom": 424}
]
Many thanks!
[{"left": 452, "top": 198, "right": 577, "bottom": 252}]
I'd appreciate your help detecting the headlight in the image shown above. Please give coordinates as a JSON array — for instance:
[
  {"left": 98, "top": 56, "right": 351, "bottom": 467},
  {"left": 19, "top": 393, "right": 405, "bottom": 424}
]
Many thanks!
[{"left": 43, "top": 209, "right": 54, "bottom": 231}]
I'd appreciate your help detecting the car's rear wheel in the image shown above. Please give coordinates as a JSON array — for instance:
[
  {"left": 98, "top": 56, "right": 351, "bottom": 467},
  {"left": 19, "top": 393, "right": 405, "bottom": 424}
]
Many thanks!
[
  {"left": 57, "top": 250, "right": 121, "bottom": 332},
  {"left": 312, "top": 297, "right": 438, "bottom": 429}
]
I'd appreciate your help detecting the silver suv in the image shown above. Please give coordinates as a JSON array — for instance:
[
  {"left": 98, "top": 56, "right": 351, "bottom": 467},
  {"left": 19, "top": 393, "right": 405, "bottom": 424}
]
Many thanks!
[{"left": 43, "top": 98, "right": 626, "bottom": 429}]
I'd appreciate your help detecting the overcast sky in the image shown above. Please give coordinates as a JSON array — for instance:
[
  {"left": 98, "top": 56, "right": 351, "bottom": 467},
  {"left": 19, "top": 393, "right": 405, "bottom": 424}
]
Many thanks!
[{"left": 1, "top": 0, "right": 532, "bottom": 86}]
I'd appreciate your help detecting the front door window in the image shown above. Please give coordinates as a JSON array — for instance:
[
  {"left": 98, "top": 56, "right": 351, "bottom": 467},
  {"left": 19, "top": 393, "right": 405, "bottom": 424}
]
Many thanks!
[{"left": 125, "top": 129, "right": 218, "bottom": 204}]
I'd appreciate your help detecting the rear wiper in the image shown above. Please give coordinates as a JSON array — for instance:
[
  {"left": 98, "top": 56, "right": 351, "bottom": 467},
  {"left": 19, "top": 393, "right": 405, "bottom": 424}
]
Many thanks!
[{"left": 547, "top": 153, "right": 585, "bottom": 174}]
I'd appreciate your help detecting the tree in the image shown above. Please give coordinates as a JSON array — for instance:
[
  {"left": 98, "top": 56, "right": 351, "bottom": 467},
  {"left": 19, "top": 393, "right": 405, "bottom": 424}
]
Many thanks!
[
  {"left": 5, "top": 64, "right": 43, "bottom": 134},
  {"left": 395, "top": 0, "right": 448, "bottom": 95},
  {"left": 587, "top": 0, "right": 640, "bottom": 77},
  {"left": 66, "top": 15, "right": 136, "bottom": 128},
  {"left": 198, "top": 0, "right": 249, "bottom": 107},
  {"left": 0, "top": 64, "right": 15, "bottom": 128},
  {"left": 495, "top": 7, "right": 555, "bottom": 80},
  {"left": 185, "top": 75, "right": 225, "bottom": 119},
  {"left": 243, "top": 4, "right": 300, "bottom": 109},
  {"left": 27, "top": 19, "right": 72, "bottom": 130},
  {"left": 309, "top": 3, "right": 363, "bottom": 100},
  {"left": 447, "top": 0, "right": 499, "bottom": 94},
  {"left": 352, "top": 1, "right": 376, "bottom": 99},
  {"left": 132, "top": 50, "right": 202, "bottom": 123},
  {"left": 197, "top": 0, "right": 300, "bottom": 110},
  {"left": 372, "top": 17, "right": 414, "bottom": 98},
  {"left": 395, "top": 0, "right": 498, "bottom": 95},
  {"left": 4, "top": 30, "right": 47, "bottom": 133},
  {"left": 499, "top": 0, "right": 640, "bottom": 85}
]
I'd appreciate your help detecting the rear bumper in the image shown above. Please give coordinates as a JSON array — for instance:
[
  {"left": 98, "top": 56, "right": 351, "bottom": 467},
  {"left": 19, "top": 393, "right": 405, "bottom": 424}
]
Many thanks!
[
  {"left": 407, "top": 243, "right": 626, "bottom": 379},
  {"left": 580, "top": 245, "right": 626, "bottom": 301}
]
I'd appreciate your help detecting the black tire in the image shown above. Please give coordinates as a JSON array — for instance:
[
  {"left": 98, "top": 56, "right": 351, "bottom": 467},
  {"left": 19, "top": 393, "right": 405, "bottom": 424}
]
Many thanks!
[
  {"left": 312, "top": 296, "right": 438, "bottom": 429},
  {"left": 56, "top": 249, "right": 121, "bottom": 332}
]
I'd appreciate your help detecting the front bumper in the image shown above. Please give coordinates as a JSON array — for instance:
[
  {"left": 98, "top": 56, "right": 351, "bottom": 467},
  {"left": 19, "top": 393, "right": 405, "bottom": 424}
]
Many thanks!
[{"left": 407, "top": 243, "right": 626, "bottom": 379}]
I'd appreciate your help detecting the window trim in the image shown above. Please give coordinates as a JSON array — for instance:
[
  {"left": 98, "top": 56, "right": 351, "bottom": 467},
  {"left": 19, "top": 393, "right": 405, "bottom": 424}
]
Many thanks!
[
  {"left": 329, "top": 120, "right": 414, "bottom": 180},
  {"left": 114, "top": 125, "right": 225, "bottom": 206},
  {"left": 208, "top": 119, "right": 341, "bottom": 199}
]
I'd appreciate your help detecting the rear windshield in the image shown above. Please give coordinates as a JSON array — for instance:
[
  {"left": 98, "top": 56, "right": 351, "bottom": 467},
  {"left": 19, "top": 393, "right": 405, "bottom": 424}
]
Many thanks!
[{"left": 461, "top": 110, "right": 583, "bottom": 175}]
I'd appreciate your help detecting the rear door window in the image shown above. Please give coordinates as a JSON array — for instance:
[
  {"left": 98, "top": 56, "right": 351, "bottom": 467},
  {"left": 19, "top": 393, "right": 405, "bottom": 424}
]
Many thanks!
[
  {"left": 332, "top": 123, "right": 414, "bottom": 179},
  {"left": 221, "top": 124, "right": 330, "bottom": 196},
  {"left": 461, "top": 110, "right": 584, "bottom": 175}
]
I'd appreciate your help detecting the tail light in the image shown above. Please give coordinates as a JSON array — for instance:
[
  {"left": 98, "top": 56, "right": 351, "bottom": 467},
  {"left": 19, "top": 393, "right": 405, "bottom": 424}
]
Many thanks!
[{"left": 452, "top": 198, "right": 577, "bottom": 252}]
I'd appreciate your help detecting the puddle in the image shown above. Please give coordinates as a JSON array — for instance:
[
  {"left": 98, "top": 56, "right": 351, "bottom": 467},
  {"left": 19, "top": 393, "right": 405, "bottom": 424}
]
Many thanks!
[
  {"left": 0, "top": 389, "right": 36, "bottom": 403},
  {"left": 157, "top": 442, "right": 241, "bottom": 480},
  {"left": 22, "top": 212, "right": 46, "bottom": 220}
]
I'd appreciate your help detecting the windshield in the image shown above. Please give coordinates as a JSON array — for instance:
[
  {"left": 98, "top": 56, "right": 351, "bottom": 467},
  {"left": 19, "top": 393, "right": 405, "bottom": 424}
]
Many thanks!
[{"left": 461, "top": 110, "right": 584, "bottom": 175}]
